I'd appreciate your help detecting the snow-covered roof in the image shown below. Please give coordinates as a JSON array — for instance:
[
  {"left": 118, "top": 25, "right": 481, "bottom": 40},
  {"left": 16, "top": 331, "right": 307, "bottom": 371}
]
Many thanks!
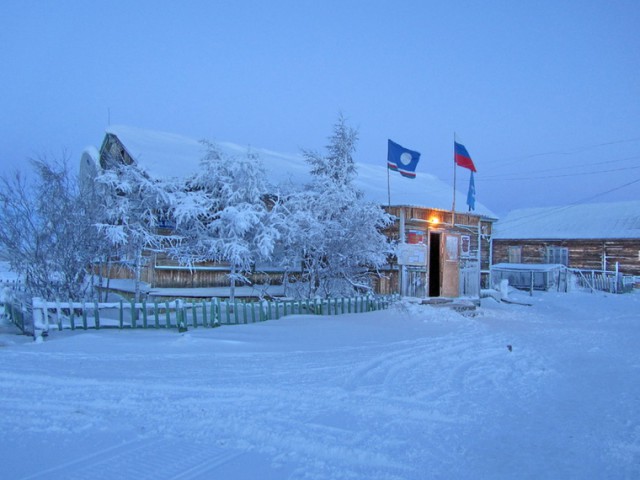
[
  {"left": 99, "top": 125, "right": 497, "bottom": 219},
  {"left": 493, "top": 201, "right": 640, "bottom": 239}
]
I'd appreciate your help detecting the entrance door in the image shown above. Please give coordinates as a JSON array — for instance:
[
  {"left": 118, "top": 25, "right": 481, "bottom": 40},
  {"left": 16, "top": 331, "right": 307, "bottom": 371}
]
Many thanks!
[{"left": 441, "top": 233, "right": 460, "bottom": 297}]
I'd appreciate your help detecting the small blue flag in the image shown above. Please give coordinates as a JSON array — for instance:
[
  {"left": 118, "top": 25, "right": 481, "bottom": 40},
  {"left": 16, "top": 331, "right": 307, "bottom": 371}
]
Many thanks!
[
  {"left": 387, "top": 139, "right": 421, "bottom": 179},
  {"left": 466, "top": 171, "right": 476, "bottom": 211}
]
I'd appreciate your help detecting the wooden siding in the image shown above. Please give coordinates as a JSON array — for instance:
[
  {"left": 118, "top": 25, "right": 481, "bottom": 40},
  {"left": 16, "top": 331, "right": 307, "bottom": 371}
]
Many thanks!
[
  {"left": 384, "top": 206, "right": 493, "bottom": 271},
  {"left": 493, "top": 239, "right": 640, "bottom": 275},
  {"left": 383, "top": 206, "right": 495, "bottom": 295}
]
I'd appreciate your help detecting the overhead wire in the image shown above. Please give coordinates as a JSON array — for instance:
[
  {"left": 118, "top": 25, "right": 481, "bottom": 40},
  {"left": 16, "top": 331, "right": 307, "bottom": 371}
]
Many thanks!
[
  {"left": 488, "top": 136, "right": 640, "bottom": 168},
  {"left": 494, "top": 175, "right": 640, "bottom": 232}
]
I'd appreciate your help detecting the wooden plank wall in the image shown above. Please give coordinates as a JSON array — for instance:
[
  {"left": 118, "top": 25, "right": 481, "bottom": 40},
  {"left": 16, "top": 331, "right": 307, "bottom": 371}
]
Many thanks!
[
  {"left": 382, "top": 206, "right": 495, "bottom": 293},
  {"left": 492, "top": 239, "right": 640, "bottom": 275}
]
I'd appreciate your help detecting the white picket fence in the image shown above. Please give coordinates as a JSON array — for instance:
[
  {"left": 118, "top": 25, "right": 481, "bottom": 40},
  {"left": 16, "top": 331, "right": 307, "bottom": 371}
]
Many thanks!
[{"left": 6, "top": 294, "right": 400, "bottom": 338}]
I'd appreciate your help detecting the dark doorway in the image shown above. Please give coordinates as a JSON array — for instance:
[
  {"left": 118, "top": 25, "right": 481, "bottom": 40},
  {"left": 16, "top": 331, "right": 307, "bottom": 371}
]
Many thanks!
[{"left": 429, "top": 232, "right": 441, "bottom": 297}]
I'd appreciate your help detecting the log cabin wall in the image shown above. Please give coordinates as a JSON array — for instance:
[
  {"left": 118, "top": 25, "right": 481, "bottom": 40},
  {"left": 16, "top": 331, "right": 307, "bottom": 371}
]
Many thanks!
[
  {"left": 381, "top": 206, "right": 495, "bottom": 295},
  {"left": 150, "top": 268, "right": 284, "bottom": 289},
  {"left": 492, "top": 239, "right": 640, "bottom": 275}
]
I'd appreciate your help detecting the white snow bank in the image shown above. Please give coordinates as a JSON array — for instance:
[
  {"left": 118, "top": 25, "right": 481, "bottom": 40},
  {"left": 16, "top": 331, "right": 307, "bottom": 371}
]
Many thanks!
[{"left": 1, "top": 290, "right": 638, "bottom": 479}]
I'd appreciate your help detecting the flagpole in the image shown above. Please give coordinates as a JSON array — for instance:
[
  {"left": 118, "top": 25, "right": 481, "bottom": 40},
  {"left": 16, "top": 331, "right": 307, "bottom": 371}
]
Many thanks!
[
  {"left": 452, "top": 132, "right": 456, "bottom": 226},
  {"left": 387, "top": 163, "right": 391, "bottom": 207}
]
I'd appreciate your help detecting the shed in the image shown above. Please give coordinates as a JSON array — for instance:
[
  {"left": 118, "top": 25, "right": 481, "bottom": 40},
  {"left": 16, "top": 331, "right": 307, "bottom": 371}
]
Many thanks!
[
  {"left": 492, "top": 201, "right": 640, "bottom": 276},
  {"left": 491, "top": 263, "right": 567, "bottom": 291}
]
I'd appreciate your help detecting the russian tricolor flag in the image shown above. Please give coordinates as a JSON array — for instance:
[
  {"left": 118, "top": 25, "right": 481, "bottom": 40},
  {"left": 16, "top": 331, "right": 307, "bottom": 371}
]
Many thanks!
[{"left": 454, "top": 140, "right": 477, "bottom": 172}]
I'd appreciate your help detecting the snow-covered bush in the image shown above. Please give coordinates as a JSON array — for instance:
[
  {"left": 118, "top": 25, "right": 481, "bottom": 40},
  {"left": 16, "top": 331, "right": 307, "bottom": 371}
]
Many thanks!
[
  {"left": 94, "top": 157, "right": 177, "bottom": 301},
  {"left": 169, "top": 141, "right": 283, "bottom": 302},
  {"left": 280, "top": 114, "right": 392, "bottom": 298},
  {"left": 0, "top": 157, "right": 104, "bottom": 299}
]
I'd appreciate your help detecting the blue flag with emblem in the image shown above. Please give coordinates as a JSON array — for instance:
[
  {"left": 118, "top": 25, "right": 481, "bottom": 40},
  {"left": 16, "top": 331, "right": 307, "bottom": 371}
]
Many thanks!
[
  {"left": 387, "top": 139, "right": 421, "bottom": 179},
  {"left": 466, "top": 171, "right": 476, "bottom": 211}
]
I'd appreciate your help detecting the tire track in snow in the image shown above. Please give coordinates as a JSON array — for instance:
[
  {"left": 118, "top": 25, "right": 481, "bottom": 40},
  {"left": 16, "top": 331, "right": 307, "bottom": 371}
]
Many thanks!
[{"left": 22, "top": 438, "right": 243, "bottom": 480}]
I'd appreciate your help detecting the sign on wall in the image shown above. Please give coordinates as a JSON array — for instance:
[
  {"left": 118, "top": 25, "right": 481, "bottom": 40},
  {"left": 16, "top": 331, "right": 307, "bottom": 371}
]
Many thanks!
[
  {"left": 397, "top": 243, "right": 427, "bottom": 266},
  {"left": 461, "top": 235, "right": 471, "bottom": 257}
]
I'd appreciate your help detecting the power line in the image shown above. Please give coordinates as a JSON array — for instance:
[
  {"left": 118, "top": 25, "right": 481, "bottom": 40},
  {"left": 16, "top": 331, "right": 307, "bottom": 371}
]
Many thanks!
[
  {"left": 495, "top": 176, "right": 640, "bottom": 231},
  {"left": 490, "top": 136, "right": 640, "bottom": 168},
  {"left": 481, "top": 163, "right": 640, "bottom": 182},
  {"left": 482, "top": 154, "right": 640, "bottom": 180}
]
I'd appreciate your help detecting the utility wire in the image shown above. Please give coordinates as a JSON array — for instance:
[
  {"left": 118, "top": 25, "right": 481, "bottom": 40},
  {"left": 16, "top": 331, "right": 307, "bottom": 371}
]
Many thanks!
[
  {"left": 482, "top": 154, "right": 640, "bottom": 180},
  {"left": 481, "top": 163, "right": 640, "bottom": 182},
  {"left": 495, "top": 176, "right": 640, "bottom": 231},
  {"left": 490, "top": 136, "right": 640, "bottom": 168}
]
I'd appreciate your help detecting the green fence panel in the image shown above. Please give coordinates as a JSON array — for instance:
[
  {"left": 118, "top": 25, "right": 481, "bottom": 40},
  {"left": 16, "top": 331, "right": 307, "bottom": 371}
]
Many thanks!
[
  {"left": 130, "top": 301, "right": 136, "bottom": 329},
  {"left": 10, "top": 294, "right": 396, "bottom": 335},
  {"left": 153, "top": 302, "right": 159, "bottom": 328},
  {"left": 190, "top": 302, "right": 197, "bottom": 328},
  {"left": 142, "top": 301, "right": 148, "bottom": 328}
]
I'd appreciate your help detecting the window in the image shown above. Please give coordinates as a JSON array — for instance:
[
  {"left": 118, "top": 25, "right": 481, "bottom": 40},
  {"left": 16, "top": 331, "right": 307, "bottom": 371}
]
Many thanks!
[
  {"left": 508, "top": 246, "right": 522, "bottom": 263},
  {"left": 546, "top": 246, "right": 568, "bottom": 266}
]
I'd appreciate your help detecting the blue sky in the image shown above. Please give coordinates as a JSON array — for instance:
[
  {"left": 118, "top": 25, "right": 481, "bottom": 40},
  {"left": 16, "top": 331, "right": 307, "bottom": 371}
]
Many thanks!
[{"left": 1, "top": 0, "right": 639, "bottom": 215}]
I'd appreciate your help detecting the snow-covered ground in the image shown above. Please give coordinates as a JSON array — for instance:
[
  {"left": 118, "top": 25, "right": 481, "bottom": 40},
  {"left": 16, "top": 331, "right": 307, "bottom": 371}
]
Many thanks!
[{"left": 1, "top": 289, "right": 639, "bottom": 479}]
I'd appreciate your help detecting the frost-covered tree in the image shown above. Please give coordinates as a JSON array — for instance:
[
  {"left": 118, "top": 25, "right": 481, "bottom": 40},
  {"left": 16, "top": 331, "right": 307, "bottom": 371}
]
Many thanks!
[
  {"left": 0, "top": 157, "right": 104, "bottom": 299},
  {"left": 170, "top": 141, "right": 282, "bottom": 302},
  {"left": 94, "top": 158, "right": 176, "bottom": 301},
  {"left": 282, "top": 114, "right": 392, "bottom": 298}
]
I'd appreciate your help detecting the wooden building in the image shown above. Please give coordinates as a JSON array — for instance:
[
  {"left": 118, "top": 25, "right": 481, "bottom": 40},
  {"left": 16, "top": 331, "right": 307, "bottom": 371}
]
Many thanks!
[
  {"left": 82, "top": 125, "right": 498, "bottom": 298},
  {"left": 492, "top": 202, "right": 640, "bottom": 277},
  {"left": 377, "top": 206, "right": 495, "bottom": 299}
]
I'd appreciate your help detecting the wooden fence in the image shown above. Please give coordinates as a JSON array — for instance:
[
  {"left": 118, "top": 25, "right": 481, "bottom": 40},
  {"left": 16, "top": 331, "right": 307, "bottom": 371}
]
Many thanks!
[
  {"left": 571, "top": 269, "right": 635, "bottom": 294},
  {"left": 5, "top": 294, "right": 399, "bottom": 337}
]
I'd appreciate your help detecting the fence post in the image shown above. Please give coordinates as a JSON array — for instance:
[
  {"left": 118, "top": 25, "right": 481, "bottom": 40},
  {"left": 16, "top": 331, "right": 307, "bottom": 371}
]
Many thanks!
[
  {"left": 130, "top": 300, "right": 137, "bottom": 329},
  {"left": 55, "top": 299, "right": 63, "bottom": 331},
  {"left": 32, "top": 297, "right": 46, "bottom": 341},
  {"left": 176, "top": 299, "right": 187, "bottom": 332},
  {"left": 191, "top": 301, "right": 197, "bottom": 328},
  {"left": 529, "top": 271, "right": 534, "bottom": 297},
  {"left": 142, "top": 300, "right": 148, "bottom": 328},
  {"left": 94, "top": 301, "right": 100, "bottom": 329},
  {"left": 154, "top": 301, "right": 160, "bottom": 328},
  {"left": 69, "top": 301, "right": 76, "bottom": 330},
  {"left": 81, "top": 301, "right": 88, "bottom": 330},
  {"left": 165, "top": 301, "right": 171, "bottom": 328}
]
